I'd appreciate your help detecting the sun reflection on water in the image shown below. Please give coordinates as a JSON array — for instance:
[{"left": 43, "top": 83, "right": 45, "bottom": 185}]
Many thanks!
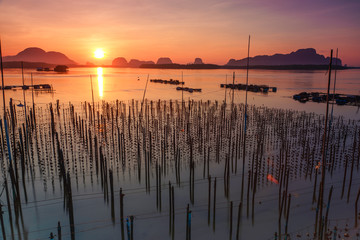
[{"left": 97, "top": 67, "right": 103, "bottom": 98}]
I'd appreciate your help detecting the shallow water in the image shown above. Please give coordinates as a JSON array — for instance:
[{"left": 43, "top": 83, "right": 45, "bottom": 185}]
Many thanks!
[
  {"left": 0, "top": 68, "right": 359, "bottom": 240},
  {"left": 2, "top": 67, "right": 360, "bottom": 119}
]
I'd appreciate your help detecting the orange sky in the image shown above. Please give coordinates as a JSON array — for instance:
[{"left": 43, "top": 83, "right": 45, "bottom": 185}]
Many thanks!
[{"left": 1, "top": 0, "right": 360, "bottom": 66}]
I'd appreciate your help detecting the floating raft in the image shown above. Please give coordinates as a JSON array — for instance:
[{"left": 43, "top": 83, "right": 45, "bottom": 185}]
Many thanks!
[
  {"left": 220, "top": 83, "right": 277, "bottom": 93},
  {"left": 293, "top": 92, "right": 360, "bottom": 105},
  {"left": 176, "top": 87, "right": 202, "bottom": 93},
  {"left": 0, "top": 84, "right": 53, "bottom": 90},
  {"left": 150, "top": 78, "right": 184, "bottom": 85}
]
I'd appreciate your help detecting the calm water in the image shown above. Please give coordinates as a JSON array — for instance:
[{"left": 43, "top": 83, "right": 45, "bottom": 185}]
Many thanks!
[
  {"left": 2, "top": 67, "right": 360, "bottom": 119},
  {"left": 0, "top": 67, "right": 360, "bottom": 240}
]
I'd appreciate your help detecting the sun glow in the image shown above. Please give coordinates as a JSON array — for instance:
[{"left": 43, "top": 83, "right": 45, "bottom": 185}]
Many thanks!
[{"left": 94, "top": 49, "right": 105, "bottom": 59}]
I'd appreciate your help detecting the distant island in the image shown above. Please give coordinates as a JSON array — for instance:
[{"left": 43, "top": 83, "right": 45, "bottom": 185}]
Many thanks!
[
  {"left": 3, "top": 47, "right": 77, "bottom": 65},
  {"left": 226, "top": 48, "right": 341, "bottom": 66},
  {"left": 3, "top": 47, "right": 356, "bottom": 70},
  {"left": 112, "top": 57, "right": 155, "bottom": 68},
  {"left": 140, "top": 64, "right": 346, "bottom": 70},
  {"left": 116, "top": 49, "right": 347, "bottom": 70}
]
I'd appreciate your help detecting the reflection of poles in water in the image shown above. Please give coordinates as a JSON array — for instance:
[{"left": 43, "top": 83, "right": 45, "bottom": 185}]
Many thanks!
[{"left": 241, "top": 35, "right": 250, "bottom": 202}]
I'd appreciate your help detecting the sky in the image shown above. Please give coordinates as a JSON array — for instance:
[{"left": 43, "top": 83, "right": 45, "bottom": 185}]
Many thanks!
[{"left": 0, "top": 0, "right": 360, "bottom": 66}]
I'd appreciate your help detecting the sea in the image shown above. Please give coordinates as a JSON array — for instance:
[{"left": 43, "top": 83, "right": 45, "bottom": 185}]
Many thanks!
[
  {"left": 0, "top": 67, "right": 359, "bottom": 240},
  {"left": 2, "top": 67, "right": 360, "bottom": 119}
]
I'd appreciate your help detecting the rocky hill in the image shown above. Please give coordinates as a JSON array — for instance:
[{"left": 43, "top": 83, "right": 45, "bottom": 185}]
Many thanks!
[
  {"left": 3, "top": 47, "right": 77, "bottom": 65},
  {"left": 194, "top": 58, "right": 204, "bottom": 64},
  {"left": 226, "top": 48, "right": 342, "bottom": 66},
  {"left": 156, "top": 57, "right": 173, "bottom": 65},
  {"left": 112, "top": 57, "right": 155, "bottom": 67}
]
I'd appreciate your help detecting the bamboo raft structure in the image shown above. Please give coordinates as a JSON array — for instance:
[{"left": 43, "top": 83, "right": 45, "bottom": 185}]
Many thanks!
[
  {"left": 0, "top": 84, "right": 53, "bottom": 91},
  {"left": 220, "top": 83, "right": 277, "bottom": 93},
  {"left": 150, "top": 79, "right": 184, "bottom": 85},
  {"left": 293, "top": 92, "right": 360, "bottom": 106}
]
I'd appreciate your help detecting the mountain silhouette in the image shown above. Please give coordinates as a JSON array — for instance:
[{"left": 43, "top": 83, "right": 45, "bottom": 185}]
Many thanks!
[
  {"left": 112, "top": 57, "right": 155, "bottom": 67},
  {"left": 112, "top": 57, "right": 128, "bottom": 67},
  {"left": 128, "top": 59, "right": 155, "bottom": 68},
  {"left": 194, "top": 58, "right": 204, "bottom": 64},
  {"left": 226, "top": 48, "right": 342, "bottom": 66},
  {"left": 156, "top": 57, "right": 173, "bottom": 65},
  {"left": 3, "top": 47, "right": 77, "bottom": 65}
]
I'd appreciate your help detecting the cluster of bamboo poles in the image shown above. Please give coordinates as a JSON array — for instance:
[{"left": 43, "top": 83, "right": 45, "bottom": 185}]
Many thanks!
[{"left": 0, "top": 93, "right": 358, "bottom": 239}]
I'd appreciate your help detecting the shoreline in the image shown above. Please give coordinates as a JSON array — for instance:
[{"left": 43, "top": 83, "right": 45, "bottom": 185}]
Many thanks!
[{"left": 2, "top": 61, "right": 356, "bottom": 70}]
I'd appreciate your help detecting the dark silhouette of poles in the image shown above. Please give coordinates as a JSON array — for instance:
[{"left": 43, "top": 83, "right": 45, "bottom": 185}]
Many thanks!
[
  {"left": 347, "top": 130, "right": 357, "bottom": 203},
  {"left": 324, "top": 186, "right": 333, "bottom": 235},
  {"left": 278, "top": 191, "right": 285, "bottom": 240},
  {"left": 66, "top": 172, "right": 75, "bottom": 240},
  {"left": 0, "top": 39, "right": 7, "bottom": 115},
  {"left": 318, "top": 49, "right": 333, "bottom": 240},
  {"left": 241, "top": 35, "right": 251, "bottom": 203},
  {"left": 341, "top": 155, "right": 348, "bottom": 199},
  {"left": 30, "top": 73, "right": 36, "bottom": 127}
]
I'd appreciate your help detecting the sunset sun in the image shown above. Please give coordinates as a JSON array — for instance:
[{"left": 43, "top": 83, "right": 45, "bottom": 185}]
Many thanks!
[{"left": 94, "top": 49, "right": 105, "bottom": 59}]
